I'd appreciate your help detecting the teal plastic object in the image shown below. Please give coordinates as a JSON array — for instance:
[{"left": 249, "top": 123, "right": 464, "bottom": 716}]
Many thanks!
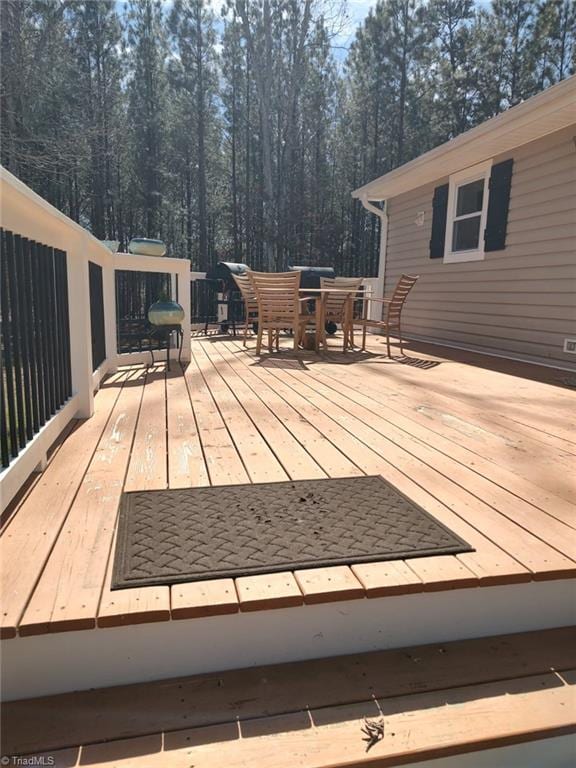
[{"left": 148, "top": 299, "right": 185, "bottom": 326}]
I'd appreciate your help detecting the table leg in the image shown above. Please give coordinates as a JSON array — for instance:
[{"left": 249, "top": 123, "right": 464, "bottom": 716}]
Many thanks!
[
  {"left": 166, "top": 332, "right": 171, "bottom": 371},
  {"left": 316, "top": 296, "right": 325, "bottom": 353},
  {"left": 322, "top": 295, "right": 328, "bottom": 352},
  {"left": 343, "top": 297, "right": 353, "bottom": 352}
]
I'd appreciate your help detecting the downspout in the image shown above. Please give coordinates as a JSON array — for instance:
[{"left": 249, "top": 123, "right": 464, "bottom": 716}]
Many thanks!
[{"left": 359, "top": 196, "right": 388, "bottom": 308}]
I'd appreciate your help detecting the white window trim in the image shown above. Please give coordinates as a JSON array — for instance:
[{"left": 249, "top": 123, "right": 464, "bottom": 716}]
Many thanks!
[{"left": 443, "top": 159, "right": 492, "bottom": 263}]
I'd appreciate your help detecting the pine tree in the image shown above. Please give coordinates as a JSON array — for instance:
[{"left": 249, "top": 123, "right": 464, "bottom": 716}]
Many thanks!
[
  {"left": 168, "top": 0, "right": 219, "bottom": 268},
  {"left": 493, "top": 1, "right": 538, "bottom": 108},
  {"left": 532, "top": 0, "right": 576, "bottom": 89},
  {"left": 67, "top": 1, "right": 123, "bottom": 239},
  {"left": 429, "top": 0, "right": 477, "bottom": 137},
  {"left": 126, "top": 0, "right": 167, "bottom": 238},
  {"left": 1, "top": 0, "right": 80, "bottom": 215}
]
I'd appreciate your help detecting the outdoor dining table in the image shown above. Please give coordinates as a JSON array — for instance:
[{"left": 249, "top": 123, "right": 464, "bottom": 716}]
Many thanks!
[{"left": 298, "top": 287, "right": 365, "bottom": 352}]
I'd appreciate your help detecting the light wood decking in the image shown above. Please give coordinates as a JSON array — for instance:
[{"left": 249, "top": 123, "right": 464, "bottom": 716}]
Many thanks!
[
  {"left": 1, "top": 335, "right": 575, "bottom": 638},
  {"left": 3, "top": 627, "right": 576, "bottom": 764}
]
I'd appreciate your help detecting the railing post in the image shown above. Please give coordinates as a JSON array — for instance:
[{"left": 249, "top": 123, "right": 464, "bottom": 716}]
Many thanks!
[
  {"left": 103, "top": 257, "right": 118, "bottom": 374},
  {"left": 177, "top": 261, "right": 191, "bottom": 362},
  {"left": 67, "top": 232, "right": 95, "bottom": 418}
]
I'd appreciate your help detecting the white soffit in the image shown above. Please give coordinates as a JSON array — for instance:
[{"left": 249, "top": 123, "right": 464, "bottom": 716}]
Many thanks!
[{"left": 352, "top": 75, "right": 576, "bottom": 201}]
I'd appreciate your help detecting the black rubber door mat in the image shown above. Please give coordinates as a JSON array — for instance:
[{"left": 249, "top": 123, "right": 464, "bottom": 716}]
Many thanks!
[{"left": 112, "top": 476, "right": 473, "bottom": 589}]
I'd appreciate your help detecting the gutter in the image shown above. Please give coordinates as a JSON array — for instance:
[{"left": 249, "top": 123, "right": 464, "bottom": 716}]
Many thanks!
[{"left": 359, "top": 196, "right": 388, "bottom": 301}]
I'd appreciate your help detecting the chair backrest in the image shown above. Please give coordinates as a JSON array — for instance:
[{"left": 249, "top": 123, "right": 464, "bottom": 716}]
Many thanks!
[
  {"left": 320, "top": 277, "right": 364, "bottom": 319},
  {"left": 248, "top": 270, "right": 302, "bottom": 324},
  {"left": 385, "top": 274, "right": 419, "bottom": 326},
  {"left": 233, "top": 273, "right": 257, "bottom": 304}
]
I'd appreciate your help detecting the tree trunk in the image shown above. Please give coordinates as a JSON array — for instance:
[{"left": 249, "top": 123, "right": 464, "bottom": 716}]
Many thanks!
[
  {"left": 237, "top": 0, "right": 276, "bottom": 270},
  {"left": 196, "top": 9, "right": 208, "bottom": 271}
]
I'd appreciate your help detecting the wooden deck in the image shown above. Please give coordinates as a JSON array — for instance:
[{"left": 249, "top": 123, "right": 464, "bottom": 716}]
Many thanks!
[{"left": 1, "top": 334, "right": 575, "bottom": 638}]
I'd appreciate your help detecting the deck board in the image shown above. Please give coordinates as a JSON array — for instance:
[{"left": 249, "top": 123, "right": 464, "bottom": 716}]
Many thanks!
[
  {"left": 170, "top": 578, "right": 239, "bottom": 620},
  {"left": 183, "top": 350, "right": 250, "bottom": 485},
  {"left": 2, "top": 335, "right": 575, "bottom": 637},
  {"left": 166, "top": 366, "right": 210, "bottom": 489},
  {"left": 98, "top": 367, "right": 171, "bottom": 628},
  {"left": 30, "top": 673, "right": 576, "bottom": 768},
  {"left": 3, "top": 627, "right": 575, "bottom": 759}
]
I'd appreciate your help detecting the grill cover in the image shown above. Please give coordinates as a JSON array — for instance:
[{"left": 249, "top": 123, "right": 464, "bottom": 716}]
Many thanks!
[{"left": 289, "top": 265, "right": 335, "bottom": 289}]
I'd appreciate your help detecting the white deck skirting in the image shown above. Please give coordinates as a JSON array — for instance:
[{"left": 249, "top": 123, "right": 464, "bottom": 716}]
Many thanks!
[{"left": 2, "top": 578, "right": 574, "bottom": 701}]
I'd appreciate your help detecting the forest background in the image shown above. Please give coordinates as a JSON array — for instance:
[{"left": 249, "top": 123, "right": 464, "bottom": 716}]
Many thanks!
[{"left": 2, "top": 0, "right": 574, "bottom": 275}]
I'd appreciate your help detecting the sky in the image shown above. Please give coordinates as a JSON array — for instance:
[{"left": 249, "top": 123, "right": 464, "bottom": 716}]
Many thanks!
[{"left": 341, "top": 0, "right": 377, "bottom": 42}]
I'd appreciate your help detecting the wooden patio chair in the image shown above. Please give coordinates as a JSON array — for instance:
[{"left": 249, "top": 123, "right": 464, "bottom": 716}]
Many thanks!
[
  {"left": 248, "top": 270, "right": 310, "bottom": 355},
  {"left": 354, "top": 273, "right": 419, "bottom": 356},
  {"left": 319, "top": 276, "right": 364, "bottom": 351},
  {"left": 232, "top": 273, "right": 259, "bottom": 347}
]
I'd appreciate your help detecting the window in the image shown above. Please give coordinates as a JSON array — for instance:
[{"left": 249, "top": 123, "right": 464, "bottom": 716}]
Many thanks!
[{"left": 443, "top": 160, "right": 492, "bottom": 263}]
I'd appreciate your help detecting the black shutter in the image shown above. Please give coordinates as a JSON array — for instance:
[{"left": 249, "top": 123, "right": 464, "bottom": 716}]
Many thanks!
[
  {"left": 484, "top": 158, "right": 513, "bottom": 252},
  {"left": 429, "top": 183, "right": 449, "bottom": 258}
]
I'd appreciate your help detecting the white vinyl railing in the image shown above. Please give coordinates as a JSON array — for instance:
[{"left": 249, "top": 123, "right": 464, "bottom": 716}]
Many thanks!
[{"left": 0, "top": 167, "right": 191, "bottom": 511}]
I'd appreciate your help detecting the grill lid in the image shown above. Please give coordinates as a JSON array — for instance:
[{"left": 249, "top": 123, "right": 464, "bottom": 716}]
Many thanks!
[
  {"left": 289, "top": 265, "right": 336, "bottom": 288},
  {"left": 206, "top": 262, "right": 250, "bottom": 282}
]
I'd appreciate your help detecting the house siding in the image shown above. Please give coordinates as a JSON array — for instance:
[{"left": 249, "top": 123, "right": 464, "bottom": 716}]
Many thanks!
[{"left": 385, "top": 125, "right": 576, "bottom": 367}]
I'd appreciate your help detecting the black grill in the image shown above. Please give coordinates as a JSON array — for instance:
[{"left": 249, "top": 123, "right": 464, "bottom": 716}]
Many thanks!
[
  {"left": 206, "top": 261, "right": 250, "bottom": 291},
  {"left": 288, "top": 265, "right": 335, "bottom": 289},
  {"left": 196, "top": 262, "right": 251, "bottom": 334}
]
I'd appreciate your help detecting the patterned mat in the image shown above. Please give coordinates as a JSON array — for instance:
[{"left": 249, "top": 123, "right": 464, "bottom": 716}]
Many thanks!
[{"left": 112, "top": 476, "right": 473, "bottom": 589}]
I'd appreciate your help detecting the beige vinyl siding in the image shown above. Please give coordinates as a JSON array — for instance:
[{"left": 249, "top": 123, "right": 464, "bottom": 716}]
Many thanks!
[{"left": 385, "top": 125, "right": 576, "bottom": 367}]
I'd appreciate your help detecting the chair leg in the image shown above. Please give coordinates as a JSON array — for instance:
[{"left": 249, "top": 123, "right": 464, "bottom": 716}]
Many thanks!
[
  {"left": 243, "top": 321, "right": 249, "bottom": 347},
  {"left": 256, "top": 324, "right": 263, "bottom": 356},
  {"left": 267, "top": 329, "right": 273, "bottom": 353},
  {"left": 362, "top": 324, "right": 367, "bottom": 351},
  {"left": 294, "top": 326, "right": 300, "bottom": 350},
  {"left": 386, "top": 330, "right": 392, "bottom": 358},
  {"left": 276, "top": 329, "right": 280, "bottom": 351},
  {"left": 344, "top": 314, "right": 354, "bottom": 352},
  {"left": 320, "top": 301, "right": 327, "bottom": 351}
]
